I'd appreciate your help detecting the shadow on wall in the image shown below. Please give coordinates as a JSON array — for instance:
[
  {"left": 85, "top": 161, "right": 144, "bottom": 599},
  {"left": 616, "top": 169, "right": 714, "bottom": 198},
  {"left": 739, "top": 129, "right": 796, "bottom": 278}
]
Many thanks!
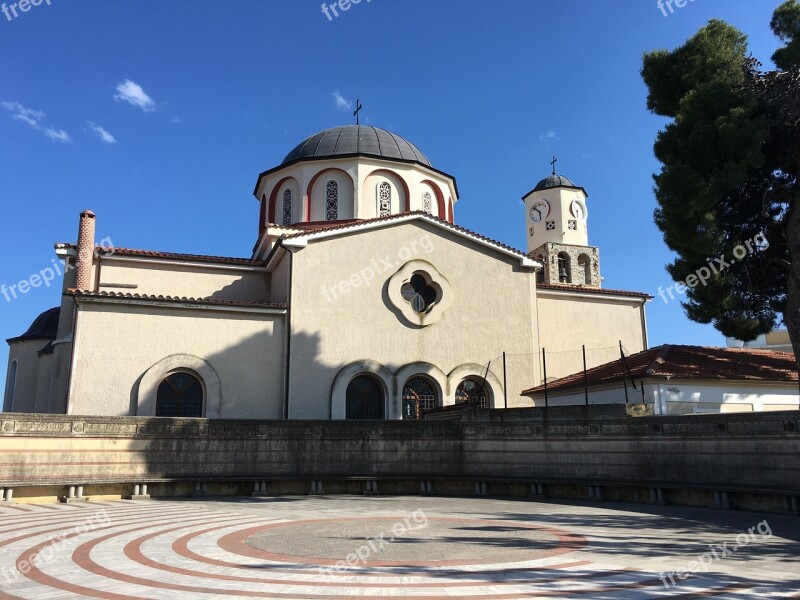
[{"left": 128, "top": 322, "right": 324, "bottom": 420}]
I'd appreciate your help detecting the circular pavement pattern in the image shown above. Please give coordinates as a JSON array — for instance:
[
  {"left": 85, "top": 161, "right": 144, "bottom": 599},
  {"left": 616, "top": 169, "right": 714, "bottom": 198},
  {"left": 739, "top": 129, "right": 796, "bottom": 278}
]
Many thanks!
[{"left": 0, "top": 497, "right": 798, "bottom": 598}]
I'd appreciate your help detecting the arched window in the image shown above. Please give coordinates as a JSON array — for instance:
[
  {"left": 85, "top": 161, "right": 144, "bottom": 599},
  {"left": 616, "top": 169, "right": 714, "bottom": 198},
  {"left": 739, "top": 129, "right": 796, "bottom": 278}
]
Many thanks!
[
  {"left": 3, "top": 360, "right": 17, "bottom": 412},
  {"left": 455, "top": 377, "right": 490, "bottom": 409},
  {"left": 346, "top": 375, "right": 385, "bottom": 420},
  {"left": 156, "top": 372, "right": 204, "bottom": 417},
  {"left": 402, "top": 377, "right": 439, "bottom": 420},
  {"left": 535, "top": 255, "right": 545, "bottom": 284},
  {"left": 378, "top": 182, "right": 392, "bottom": 217},
  {"left": 422, "top": 191, "right": 432, "bottom": 214},
  {"left": 282, "top": 189, "right": 293, "bottom": 226},
  {"left": 577, "top": 254, "right": 592, "bottom": 285},
  {"left": 325, "top": 180, "right": 339, "bottom": 221},
  {"left": 557, "top": 252, "right": 571, "bottom": 284}
]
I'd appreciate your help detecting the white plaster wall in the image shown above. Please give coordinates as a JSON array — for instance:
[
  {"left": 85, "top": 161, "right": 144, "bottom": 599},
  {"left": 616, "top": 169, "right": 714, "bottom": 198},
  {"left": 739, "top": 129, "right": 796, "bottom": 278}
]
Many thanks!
[
  {"left": 96, "top": 259, "right": 271, "bottom": 303},
  {"left": 4, "top": 339, "right": 43, "bottom": 413},
  {"left": 287, "top": 220, "right": 538, "bottom": 419},
  {"left": 68, "top": 302, "right": 285, "bottom": 419},
  {"left": 536, "top": 291, "right": 647, "bottom": 364}
]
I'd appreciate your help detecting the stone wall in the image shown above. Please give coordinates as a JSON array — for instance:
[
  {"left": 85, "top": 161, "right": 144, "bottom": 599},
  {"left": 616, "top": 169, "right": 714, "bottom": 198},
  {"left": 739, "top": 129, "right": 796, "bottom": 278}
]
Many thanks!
[{"left": 1, "top": 408, "right": 799, "bottom": 511}]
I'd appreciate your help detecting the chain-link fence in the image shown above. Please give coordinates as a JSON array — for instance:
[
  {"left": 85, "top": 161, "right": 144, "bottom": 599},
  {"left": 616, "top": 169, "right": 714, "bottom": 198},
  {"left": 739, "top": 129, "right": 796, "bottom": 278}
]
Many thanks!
[{"left": 482, "top": 344, "right": 641, "bottom": 408}]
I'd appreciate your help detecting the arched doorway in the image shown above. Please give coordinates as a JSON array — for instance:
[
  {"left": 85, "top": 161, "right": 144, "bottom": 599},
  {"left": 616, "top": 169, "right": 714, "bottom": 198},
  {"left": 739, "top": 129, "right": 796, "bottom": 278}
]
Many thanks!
[
  {"left": 402, "top": 376, "right": 439, "bottom": 420},
  {"left": 156, "top": 372, "right": 204, "bottom": 417},
  {"left": 346, "top": 375, "right": 385, "bottom": 420},
  {"left": 455, "top": 377, "right": 490, "bottom": 409}
]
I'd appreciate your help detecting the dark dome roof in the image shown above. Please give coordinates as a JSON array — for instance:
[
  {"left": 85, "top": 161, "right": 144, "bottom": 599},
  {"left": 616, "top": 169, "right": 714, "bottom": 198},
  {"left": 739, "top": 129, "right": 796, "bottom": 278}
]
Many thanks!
[
  {"left": 10, "top": 307, "right": 60, "bottom": 342},
  {"left": 282, "top": 125, "right": 431, "bottom": 167},
  {"left": 533, "top": 174, "right": 579, "bottom": 192}
]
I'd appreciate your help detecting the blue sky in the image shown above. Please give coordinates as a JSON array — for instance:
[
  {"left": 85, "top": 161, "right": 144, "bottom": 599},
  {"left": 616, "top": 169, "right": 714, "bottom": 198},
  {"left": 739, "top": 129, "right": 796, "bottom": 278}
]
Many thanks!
[{"left": 0, "top": 0, "right": 786, "bottom": 392}]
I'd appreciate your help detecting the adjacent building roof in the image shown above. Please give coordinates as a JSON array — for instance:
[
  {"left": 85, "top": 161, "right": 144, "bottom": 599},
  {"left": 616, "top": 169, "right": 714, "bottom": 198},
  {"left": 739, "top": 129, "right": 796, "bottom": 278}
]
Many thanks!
[
  {"left": 7, "top": 307, "right": 60, "bottom": 344},
  {"left": 522, "top": 344, "right": 799, "bottom": 395},
  {"left": 282, "top": 125, "right": 431, "bottom": 167}
]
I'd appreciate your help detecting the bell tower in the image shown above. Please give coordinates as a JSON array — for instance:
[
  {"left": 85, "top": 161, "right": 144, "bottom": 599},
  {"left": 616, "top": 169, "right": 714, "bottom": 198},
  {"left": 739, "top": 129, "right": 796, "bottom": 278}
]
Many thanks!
[{"left": 524, "top": 159, "right": 601, "bottom": 287}]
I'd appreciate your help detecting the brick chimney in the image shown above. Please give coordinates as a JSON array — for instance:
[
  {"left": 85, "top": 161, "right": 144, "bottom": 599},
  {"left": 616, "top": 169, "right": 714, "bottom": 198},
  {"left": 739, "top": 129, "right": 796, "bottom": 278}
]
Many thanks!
[{"left": 75, "top": 210, "right": 96, "bottom": 290}]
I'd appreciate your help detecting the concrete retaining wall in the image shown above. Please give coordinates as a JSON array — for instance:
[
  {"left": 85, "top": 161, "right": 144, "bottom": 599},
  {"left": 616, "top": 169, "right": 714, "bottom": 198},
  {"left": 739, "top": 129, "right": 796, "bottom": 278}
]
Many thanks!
[{"left": 1, "top": 407, "right": 799, "bottom": 512}]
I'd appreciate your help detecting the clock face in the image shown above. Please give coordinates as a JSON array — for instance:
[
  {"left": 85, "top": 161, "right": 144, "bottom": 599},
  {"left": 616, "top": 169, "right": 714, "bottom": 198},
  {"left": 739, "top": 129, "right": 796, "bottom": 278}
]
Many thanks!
[
  {"left": 529, "top": 200, "right": 550, "bottom": 223},
  {"left": 570, "top": 199, "right": 587, "bottom": 220}
]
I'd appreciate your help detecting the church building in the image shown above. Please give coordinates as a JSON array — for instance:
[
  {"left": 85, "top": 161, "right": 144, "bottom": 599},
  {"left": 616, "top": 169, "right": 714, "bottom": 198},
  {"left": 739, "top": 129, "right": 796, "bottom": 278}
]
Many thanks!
[{"left": 4, "top": 125, "right": 650, "bottom": 420}]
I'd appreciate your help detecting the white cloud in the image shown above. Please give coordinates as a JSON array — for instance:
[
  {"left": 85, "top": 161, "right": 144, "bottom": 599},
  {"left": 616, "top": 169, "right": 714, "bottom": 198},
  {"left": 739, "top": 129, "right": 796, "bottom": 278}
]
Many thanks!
[
  {"left": 13, "top": 113, "right": 40, "bottom": 128},
  {"left": 114, "top": 79, "right": 156, "bottom": 112},
  {"left": 44, "top": 128, "right": 72, "bottom": 143},
  {"left": 2, "top": 100, "right": 71, "bottom": 143},
  {"left": 87, "top": 121, "right": 117, "bottom": 144},
  {"left": 171, "top": 115, "right": 182, "bottom": 124},
  {"left": 538, "top": 131, "right": 562, "bottom": 143},
  {"left": 2, "top": 101, "right": 45, "bottom": 123},
  {"left": 332, "top": 91, "right": 352, "bottom": 111}
]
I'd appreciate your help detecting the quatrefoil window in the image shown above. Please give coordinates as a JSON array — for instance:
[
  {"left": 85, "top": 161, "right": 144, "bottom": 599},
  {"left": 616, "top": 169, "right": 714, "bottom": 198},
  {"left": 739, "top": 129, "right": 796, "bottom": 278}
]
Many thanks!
[
  {"left": 387, "top": 261, "right": 452, "bottom": 327},
  {"left": 401, "top": 274, "right": 437, "bottom": 313}
]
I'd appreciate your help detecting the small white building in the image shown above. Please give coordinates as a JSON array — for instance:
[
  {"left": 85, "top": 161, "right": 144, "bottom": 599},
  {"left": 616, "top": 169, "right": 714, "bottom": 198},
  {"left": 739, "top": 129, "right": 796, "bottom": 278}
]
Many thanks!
[
  {"left": 726, "top": 329, "right": 794, "bottom": 354},
  {"left": 522, "top": 344, "right": 799, "bottom": 415}
]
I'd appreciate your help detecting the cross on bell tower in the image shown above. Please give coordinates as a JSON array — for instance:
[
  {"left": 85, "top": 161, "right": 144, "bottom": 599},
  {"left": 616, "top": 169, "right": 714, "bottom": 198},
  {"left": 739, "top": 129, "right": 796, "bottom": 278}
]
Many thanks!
[{"left": 550, "top": 155, "right": 558, "bottom": 175}]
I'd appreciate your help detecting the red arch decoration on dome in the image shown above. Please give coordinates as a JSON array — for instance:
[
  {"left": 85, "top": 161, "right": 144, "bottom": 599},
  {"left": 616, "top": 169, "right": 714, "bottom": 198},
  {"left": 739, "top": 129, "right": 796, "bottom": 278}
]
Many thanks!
[
  {"left": 306, "top": 168, "right": 355, "bottom": 222},
  {"left": 420, "top": 180, "right": 447, "bottom": 221},
  {"left": 365, "top": 169, "right": 411, "bottom": 213},
  {"left": 268, "top": 177, "right": 299, "bottom": 224},
  {"left": 448, "top": 198, "right": 454, "bottom": 223}
]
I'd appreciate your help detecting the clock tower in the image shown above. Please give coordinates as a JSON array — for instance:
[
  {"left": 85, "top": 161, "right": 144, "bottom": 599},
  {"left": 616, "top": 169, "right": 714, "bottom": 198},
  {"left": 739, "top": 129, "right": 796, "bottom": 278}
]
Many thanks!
[{"left": 524, "top": 161, "right": 601, "bottom": 287}]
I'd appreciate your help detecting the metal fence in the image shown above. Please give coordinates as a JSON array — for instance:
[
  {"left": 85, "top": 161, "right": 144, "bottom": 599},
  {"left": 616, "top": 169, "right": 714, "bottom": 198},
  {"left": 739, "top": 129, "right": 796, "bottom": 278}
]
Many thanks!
[{"left": 483, "top": 343, "right": 640, "bottom": 408}]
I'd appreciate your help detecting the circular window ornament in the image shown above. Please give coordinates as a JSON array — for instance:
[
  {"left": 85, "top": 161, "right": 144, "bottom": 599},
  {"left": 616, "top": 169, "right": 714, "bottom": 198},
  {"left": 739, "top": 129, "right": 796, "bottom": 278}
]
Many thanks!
[{"left": 388, "top": 260, "right": 452, "bottom": 327}]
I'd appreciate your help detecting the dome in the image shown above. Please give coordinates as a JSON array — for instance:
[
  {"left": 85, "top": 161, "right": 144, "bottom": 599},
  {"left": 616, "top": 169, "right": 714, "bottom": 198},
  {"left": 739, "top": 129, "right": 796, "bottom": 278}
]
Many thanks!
[
  {"left": 532, "top": 174, "right": 580, "bottom": 192},
  {"left": 9, "top": 307, "right": 60, "bottom": 342},
  {"left": 282, "top": 125, "right": 431, "bottom": 168}
]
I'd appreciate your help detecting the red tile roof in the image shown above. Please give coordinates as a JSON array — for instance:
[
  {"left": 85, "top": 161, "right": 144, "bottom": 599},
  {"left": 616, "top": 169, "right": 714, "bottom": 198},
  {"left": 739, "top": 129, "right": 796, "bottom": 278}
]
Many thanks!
[
  {"left": 521, "top": 344, "right": 799, "bottom": 395},
  {"left": 66, "top": 289, "right": 286, "bottom": 310},
  {"left": 537, "top": 283, "right": 652, "bottom": 300},
  {"left": 58, "top": 244, "right": 265, "bottom": 267}
]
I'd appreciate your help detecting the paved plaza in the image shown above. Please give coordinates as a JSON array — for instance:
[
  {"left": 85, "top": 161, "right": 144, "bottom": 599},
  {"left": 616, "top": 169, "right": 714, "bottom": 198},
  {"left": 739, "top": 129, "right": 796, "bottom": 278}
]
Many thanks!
[{"left": 0, "top": 495, "right": 799, "bottom": 598}]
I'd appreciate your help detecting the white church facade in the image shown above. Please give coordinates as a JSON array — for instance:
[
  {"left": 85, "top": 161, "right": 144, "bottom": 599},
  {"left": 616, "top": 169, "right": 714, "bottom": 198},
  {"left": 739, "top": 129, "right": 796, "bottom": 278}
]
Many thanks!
[{"left": 4, "top": 125, "right": 650, "bottom": 420}]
